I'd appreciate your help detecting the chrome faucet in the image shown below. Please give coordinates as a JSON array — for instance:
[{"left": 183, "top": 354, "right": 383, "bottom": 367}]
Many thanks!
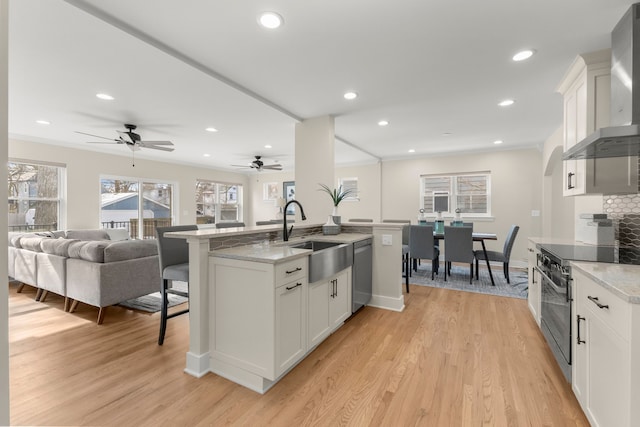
[{"left": 283, "top": 200, "right": 306, "bottom": 241}]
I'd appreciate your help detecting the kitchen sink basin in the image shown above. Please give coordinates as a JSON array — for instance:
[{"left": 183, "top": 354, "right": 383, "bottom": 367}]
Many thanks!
[{"left": 289, "top": 240, "right": 353, "bottom": 283}]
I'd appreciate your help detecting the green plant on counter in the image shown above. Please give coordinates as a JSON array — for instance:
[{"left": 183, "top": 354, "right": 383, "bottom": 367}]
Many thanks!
[{"left": 318, "top": 183, "right": 355, "bottom": 207}]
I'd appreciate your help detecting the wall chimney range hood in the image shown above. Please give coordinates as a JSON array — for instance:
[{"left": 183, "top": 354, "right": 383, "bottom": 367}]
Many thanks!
[{"left": 564, "top": 3, "right": 640, "bottom": 160}]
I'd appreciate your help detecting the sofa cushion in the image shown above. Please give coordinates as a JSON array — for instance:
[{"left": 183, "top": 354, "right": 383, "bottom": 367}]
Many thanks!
[
  {"left": 103, "top": 240, "right": 158, "bottom": 263},
  {"left": 67, "top": 240, "right": 110, "bottom": 263},
  {"left": 66, "top": 229, "right": 110, "bottom": 241},
  {"left": 8, "top": 233, "right": 26, "bottom": 248},
  {"left": 104, "top": 228, "right": 130, "bottom": 241},
  {"left": 40, "top": 238, "right": 80, "bottom": 257},
  {"left": 19, "top": 236, "right": 46, "bottom": 252}
]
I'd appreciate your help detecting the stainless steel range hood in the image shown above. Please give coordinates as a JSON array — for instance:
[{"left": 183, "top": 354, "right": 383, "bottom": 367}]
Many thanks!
[{"left": 564, "top": 3, "right": 640, "bottom": 160}]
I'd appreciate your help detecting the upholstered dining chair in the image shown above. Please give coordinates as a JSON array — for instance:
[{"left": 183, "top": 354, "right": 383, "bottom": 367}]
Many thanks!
[
  {"left": 475, "top": 224, "right": 520, "bottom": 283},
  {"left": 155, "top": 224, "right": 198, "bottom": 345},
  {"left": 216, "top": 222, "right": 245, "bottom": 228},
  {"left": 406, "top": 225, "right": 440, "bottom": 292},
  {"left": 443, "top": 225, "right": 474, "bottom": 284}
]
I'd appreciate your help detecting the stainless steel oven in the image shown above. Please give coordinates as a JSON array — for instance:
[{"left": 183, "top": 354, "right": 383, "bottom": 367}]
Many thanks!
[{"left": 536, "top": 250, "right": 572, "bottom": 382}]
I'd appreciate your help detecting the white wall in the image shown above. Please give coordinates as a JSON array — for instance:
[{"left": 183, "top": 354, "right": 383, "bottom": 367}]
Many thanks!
[
  {"left": 381, "top": 148, "right": 543, "bottom": 265},
  {"left": 249, "top": 171, "right": 295, "bottom": 224},
  {"left": 542, "top": 128, "right": 575, "bottom": 239},
  {"left": 1, "top": 0, "right": 10, "bottom": 423},
  {"left": 9, "top": 139, "right": 250, "bottom": 229}
]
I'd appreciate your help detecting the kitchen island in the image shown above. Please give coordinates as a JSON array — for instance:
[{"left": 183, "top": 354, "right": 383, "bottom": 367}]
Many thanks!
[{"left": 167, "top": 222, "right": 405, "bottom": 391}]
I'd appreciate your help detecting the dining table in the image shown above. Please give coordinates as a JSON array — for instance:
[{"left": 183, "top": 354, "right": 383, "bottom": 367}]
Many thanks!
[{"left": 433, "top": 232, "right": 498, "bottom": 286}]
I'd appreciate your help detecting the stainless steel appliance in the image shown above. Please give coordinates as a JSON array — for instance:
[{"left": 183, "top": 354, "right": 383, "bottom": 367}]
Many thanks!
[
  {"left": 536, "top": 244, "right": 615, "bottom": 382},
  {"left": 352, "top": 238, "right": 372, "bottom": 312}
]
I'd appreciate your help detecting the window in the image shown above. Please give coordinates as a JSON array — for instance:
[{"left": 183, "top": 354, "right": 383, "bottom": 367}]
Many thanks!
[
  {"left": 420, "top": 172, "right": 490, "bottom": 216},
  {"left": 100, "top": 177, "right": 174, "bottom": 239},
  {"left": 8, "top": 161, "right": 65, "bottom": 231},
  {"left": 195, "top": 180, "right": 243, "bottom": 225},
  {"left": 339, "top": 177, "right": 359, "bottom": 201}
]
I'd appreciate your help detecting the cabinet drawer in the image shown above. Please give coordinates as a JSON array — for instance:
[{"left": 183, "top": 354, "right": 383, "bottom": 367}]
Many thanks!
[
  {"left": 578, "top": 273, "right": 630, "bottom": 339},
  {"left": 275, "top": 257, "right": 307, "bottom": 285}
]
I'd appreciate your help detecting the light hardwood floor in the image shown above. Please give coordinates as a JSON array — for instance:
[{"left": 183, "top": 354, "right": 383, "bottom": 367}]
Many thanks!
[{"left": 8, "top": 281, "right": 588, "bottom": 426}]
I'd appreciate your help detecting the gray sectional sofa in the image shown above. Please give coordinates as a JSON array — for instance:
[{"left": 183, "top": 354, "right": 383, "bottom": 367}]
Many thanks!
[{"left": 8, "top": 229, "right": 161, "bottom": 324}]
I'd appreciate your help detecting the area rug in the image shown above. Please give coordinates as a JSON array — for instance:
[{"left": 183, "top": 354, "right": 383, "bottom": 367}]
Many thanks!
[
  {"left": 407, "top": 264, "right": 528, "bottom": 299},
  {"left": 118, "top": 281, "right": 188, "bottom": 313}
]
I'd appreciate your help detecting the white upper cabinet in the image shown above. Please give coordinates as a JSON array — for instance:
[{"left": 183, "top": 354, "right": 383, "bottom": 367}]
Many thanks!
[{"left": 558, "top": 49, "right": 638, "bottom": 195}]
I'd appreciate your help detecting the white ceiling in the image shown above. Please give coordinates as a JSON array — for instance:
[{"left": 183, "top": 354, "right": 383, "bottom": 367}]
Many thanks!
[{"left": 7, "top": 0, "right": 636, "bottom": 172}]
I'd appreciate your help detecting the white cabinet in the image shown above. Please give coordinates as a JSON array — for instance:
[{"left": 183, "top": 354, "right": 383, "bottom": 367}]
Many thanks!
[
  {"left": 209, "top": 256, "right": 308, "bottom": 383},
  {"left": 558, "top": 49, "right": 638, "bottom": 196},
  {"left": 527, "top": 240, "right": 540, "bottom": 325},
  {"left": 571, "top": 269, "right": 639, "bottom": 427},
  {"left": 308, "top": 268, "right": 352, "bottom": 349}
]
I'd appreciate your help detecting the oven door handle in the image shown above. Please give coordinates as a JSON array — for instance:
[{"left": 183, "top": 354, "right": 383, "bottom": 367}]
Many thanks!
[{"left": 534, "top": 266, "right": 568, "bottom": 295}]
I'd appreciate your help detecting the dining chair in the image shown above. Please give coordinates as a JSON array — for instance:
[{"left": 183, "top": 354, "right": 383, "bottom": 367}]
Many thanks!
[
  {"left": 155, "top": 224, "right": 198, "bottom": 345},
  {"left": 215, "top": 222, "right": 245, "bottom": 228},
  {"left": 443, "top": 225, "right": 474, "bottom": 283},
  {"left": 475, "top": 224, "right": 519, "bottom": 283},
  {"left": 406, "top": 225, "right": 440, "bottom": 292}
]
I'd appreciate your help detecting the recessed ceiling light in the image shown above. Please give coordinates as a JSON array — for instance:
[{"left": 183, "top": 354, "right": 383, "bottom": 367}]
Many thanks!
[
  {"left": 378, "top": 120, "right": 389, "bottom": 126},
  {"left": 512, "top": 49, "right": 535, "bottom": 62},
  {"left": 258, "top": 12, "right": 283, "bottom": 29},
  {"left": 408, "top": 149, "right": 415, "bottom": 153},
  {"left": 494, "top": 140, "right": 504, "bottom": 145},
  {"left": 205, "top": 127, "right": 218, "bottom": 132},
  {"left": 35, "top": 120, "right": 50, "bottom": 125},
  {"left": 203, "top": 153, "right": 211, "bottom": 157},
  {"left": 264, "top": 144, "right": 272, "bottom": 149},
  {"left": 498, "top": 99, "right": 515, "bottom": 107},
  {"left": 96, "top": 93, "right": 114, "bottom": 100},
  {"left": 442, "top": 132, "right": 452, "bottom": 137},
  {"left": 343, "top": 91, "right": 358, "bottom": 100}
]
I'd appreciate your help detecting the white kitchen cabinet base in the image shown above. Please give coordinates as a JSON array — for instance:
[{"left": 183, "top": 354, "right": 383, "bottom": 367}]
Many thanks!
[{"left": 210, "top": 356, "right": 288, "bottom": 394}]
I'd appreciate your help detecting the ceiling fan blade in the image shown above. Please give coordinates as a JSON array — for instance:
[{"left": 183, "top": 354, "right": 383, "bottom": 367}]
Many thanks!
[
  {"left": 140, "top": 140, "right": 174, "bottom": 146},
  {"left": 86, "top": 141, "right": 122, "bottom": 144},
  {"left": 75, "top": 131, "right": 115, "bottom": 141},
  {"left": 142, "top": 144, "right": 174, "bottom": 152},
  {"left": 262, "top": 165, "right": 283, "bottom": 170},
  {"left": 231, "top": 164, "right": 253, "bottom": 168}
]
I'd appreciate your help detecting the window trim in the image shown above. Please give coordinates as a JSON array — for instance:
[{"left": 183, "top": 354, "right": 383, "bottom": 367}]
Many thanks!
[{"left": 419, "top": 171, "right": 492, "bottom": 218}]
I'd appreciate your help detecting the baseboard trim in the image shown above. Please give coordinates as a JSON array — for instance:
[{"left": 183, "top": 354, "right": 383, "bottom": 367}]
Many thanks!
[
  {"left": 368, "top": 293, "right": 405, "bottom": 312},
  {"left": 184, "top": 351, "right": 210, "bottom": 378}
]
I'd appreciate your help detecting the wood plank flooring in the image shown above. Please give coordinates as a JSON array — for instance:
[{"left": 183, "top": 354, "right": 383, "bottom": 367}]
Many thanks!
[{"left": 8, "top": 281, "right": 589, "bottom": 426}]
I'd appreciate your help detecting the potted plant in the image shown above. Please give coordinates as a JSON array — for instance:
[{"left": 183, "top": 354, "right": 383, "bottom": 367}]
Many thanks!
[{"left": 318, "top": 183, "right": 355, "bottom": 224}]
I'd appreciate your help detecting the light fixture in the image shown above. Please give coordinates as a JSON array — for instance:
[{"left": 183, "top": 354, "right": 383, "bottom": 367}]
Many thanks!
[
  {"left": 408, "top": 149, "right": 416, "bottom": 153},
  {"left": 512, "top": 49, "right": 535, "bottom": 62},
  {"left": 35, "top": 120, "right": 50, "bottom": 125},
  {"left": 498, "top": 99, "right": 515, "bottom": 107},
  {"left": 494, "top": 140, "right": 504, "bottom": 145},
  {"left": 442, "top": 132, "right": 452, "bottom": 137},
  {"left": 203, "top": 153, "right": 211, "bottom": 157},
  {"left": 378, "top": 120, "right": 389, "bottom": 126},
  {"left": 205, "top": 127, "right": 218, "bottom": 132},
  {"left": 96, "top": 93, "right": 114, "bottom": 100},
  {"left": 264, "top": 144, "right": 272, "bottom": 149},
  {"left": 258, "top": 12, "right": 283, "bottom": 29},
  {"left": 343, "top": 91, "right": 358, "bottom": 100}
]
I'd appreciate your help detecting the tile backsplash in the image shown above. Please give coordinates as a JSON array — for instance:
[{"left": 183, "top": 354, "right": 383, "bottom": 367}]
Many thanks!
[{"left": 603, "top": 194, "right": 640, "bottom": 264}]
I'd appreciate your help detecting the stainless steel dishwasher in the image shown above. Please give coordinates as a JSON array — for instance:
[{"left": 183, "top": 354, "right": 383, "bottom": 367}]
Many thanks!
[{"left": 352, "top": 238, "right": 372, "bottom": 312}]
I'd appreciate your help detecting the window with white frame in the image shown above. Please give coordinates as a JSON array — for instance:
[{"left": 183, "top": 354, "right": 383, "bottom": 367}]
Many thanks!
[
  {"left": 195, "top": 180, "right": 243, "bottom": 224},
  {"left": 420, "top": 172, "right": 491, "bottom": 216},
  {"left": 100, "top": 177, "right": 174, "bottom": 239},
  {"left": 339, "top": 177, "right": 359, "bottom": 201},
  {"left": 8, "top": 160, "right": 65, "bottom": 231}
]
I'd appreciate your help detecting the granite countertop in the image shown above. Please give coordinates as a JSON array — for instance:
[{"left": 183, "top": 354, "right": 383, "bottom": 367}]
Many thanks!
[
  {"left": 209, "top": 233, "right": 372, "bottom": 263},
  {"left": 571, "top": 261, "right": 640, "bottom": 304}
]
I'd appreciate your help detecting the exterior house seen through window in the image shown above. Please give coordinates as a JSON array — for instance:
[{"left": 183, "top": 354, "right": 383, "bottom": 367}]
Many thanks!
[
  {"left": 8, "top": 161, "right": 65, "bottom": 232},
  {"left": 196, "top": 180, "right": 242, "bottom": 225},
  {"left": 100, "top": 177, "right": 174, "bottom": 239},
  {"left": 420, "top": 172, "right": 491, "bottom": 216}
]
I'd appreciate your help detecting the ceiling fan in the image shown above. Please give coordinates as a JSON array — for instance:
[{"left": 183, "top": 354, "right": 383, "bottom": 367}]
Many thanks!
[
  {"left": 76, "top": 124, "right": 175, "bottom": 152},
  {"left": 232, "top": 155, "right": 282, "bottom": 171}
]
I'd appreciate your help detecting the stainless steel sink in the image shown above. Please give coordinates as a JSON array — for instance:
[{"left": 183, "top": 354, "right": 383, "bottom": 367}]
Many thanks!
[{"left": 289, "top": 240, "right": 353, "bottom": 283}]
